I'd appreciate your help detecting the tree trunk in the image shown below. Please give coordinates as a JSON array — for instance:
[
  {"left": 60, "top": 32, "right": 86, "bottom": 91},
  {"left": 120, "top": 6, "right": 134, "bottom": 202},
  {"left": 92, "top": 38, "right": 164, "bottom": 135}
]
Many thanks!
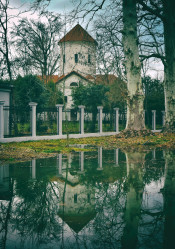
[
  {"left": 121, "top": 151, "right": 145, "bottom": 249},
  {"left": 163, "top": 0, "right": 175, "bottom": 130},
  {"left": 123, "top": 0, "right": 145, "bottom": 130}
]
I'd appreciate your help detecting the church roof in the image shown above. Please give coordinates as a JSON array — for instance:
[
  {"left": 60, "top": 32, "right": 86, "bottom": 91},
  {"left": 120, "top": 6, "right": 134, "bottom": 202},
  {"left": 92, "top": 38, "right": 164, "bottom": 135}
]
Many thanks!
[
  {"left": 58, "top": 212, "right": 96, "bottom": 233},
  {"left": 86, "top": 74, "right": 121, "bottom": 85},
  {"left": 59, "top": 24, "right": 97, "bottom": 44},
  {"left": 56, "top": 71, "right": 92, "bottom": 84},
  {"left": 95, "top": 74, "right": 119, "bottom": 84}
]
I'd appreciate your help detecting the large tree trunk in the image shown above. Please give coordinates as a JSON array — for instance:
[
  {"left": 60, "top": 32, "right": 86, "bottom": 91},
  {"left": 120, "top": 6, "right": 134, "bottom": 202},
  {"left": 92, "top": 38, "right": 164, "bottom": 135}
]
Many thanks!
[
  {"left": 121, "top": 151, "right": 145, "bottom": 249},
  {"left": 123, "top": 0, "right": 145, "bottom": 130},
  {"left": 163, "top": 0, "right": 175, "bottom": 131}
]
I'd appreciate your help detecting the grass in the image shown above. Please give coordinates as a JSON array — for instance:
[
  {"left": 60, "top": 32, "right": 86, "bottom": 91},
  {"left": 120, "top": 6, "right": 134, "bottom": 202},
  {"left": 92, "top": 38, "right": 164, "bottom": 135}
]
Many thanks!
[{"left": 0, "top": 132, "right": 175, "bottom": 163}]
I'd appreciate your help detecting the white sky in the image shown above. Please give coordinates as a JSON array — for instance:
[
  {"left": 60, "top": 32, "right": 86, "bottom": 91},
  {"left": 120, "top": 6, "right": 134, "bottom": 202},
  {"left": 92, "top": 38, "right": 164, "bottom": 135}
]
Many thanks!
[
  {"left": 8, "top": 0, "right": 87, "bottom": 33},
  {"left": 10, "top": 0, "right": 75, "bottom": 12},
  {"left": 8, "top": 0, "right": 164, "bottom": 79}
]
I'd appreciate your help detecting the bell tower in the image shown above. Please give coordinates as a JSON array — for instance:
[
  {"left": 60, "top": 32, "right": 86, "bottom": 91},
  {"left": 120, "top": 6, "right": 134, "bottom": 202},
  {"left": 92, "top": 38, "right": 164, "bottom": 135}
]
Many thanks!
[{"left": 59, "top": 24, "right": 97, "bottom": 77}]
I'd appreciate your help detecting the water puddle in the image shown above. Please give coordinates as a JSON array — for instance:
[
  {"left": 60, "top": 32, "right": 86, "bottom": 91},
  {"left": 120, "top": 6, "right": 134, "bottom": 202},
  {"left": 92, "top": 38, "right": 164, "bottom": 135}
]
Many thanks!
[{"left": 0, "top": 147, "right": 174, "bottom": 249}]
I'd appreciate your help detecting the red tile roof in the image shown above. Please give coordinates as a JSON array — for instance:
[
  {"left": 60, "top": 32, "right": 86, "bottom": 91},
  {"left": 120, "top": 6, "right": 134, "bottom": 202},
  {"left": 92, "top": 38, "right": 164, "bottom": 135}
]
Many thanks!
[
  {"left": 56, "top": 71, "right": 91, "bottom": 84},
  {"left": 38, "top": 75, "right": 59, "bottom": 84},
  {"left": 59, "top": 24, "right": 97, "bottom": 44},
  {"left": 86, "top": 74, "right": 119, "bottom": 85},
  {"left": 38, "top": 73, "right": 122, "bottom": 86},
  {"left": 95, "top": 74, "right": 119, "bottom": 85}
]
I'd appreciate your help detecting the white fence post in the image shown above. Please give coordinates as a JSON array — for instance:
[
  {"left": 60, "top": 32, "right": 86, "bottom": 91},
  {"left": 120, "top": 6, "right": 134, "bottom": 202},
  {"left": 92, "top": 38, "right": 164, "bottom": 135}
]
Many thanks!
[
  {"left": 78, "top": 105, "right": 85, "bottom": 134},
  {"left": 97, "top": 106, "right": 103, "bottom": 133},
  {"left": 114, "top": 108, "right": 119, "bottom": 133},
  {"left": 0, "top": 101, "right": 5, "bottom": 139},
  {"left": 152, "top": 110, "right": 156, "bottom": 131},
  {"left": 29, "top": 102, "right": 37, "bottom": 137},
  {"left": 56, "top": 104, "right": 64, "bottom": 135},
  {"left": 97, "top": 146, "right": 103, "bottom": 170}
]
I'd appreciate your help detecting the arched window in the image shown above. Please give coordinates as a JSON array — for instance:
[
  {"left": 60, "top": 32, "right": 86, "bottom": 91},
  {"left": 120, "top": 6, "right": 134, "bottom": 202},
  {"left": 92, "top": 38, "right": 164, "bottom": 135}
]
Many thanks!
[{"left": 70, "top": 82, "right": 78, "bottom": 87}]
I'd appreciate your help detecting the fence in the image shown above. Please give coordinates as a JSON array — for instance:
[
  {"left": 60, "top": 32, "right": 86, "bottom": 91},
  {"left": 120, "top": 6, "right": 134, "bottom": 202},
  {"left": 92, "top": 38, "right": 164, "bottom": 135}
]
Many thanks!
[{"left": 0, "top": 101, "right": 164, "bottom": 140}]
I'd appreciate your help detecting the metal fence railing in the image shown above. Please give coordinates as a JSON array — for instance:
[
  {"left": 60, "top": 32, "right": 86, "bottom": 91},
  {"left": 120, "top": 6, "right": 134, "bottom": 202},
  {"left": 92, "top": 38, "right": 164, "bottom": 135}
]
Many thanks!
[{"left": 1, "top": 104, "right": 164, "bottom": 139}]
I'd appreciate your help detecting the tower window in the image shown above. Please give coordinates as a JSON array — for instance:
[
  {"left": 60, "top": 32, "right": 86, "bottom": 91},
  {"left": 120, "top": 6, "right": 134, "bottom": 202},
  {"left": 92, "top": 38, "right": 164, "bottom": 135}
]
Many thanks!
[
  {"left": 75, "top": 54, "right": 78, "bottom": 63},
  {"left": 74, "top": 194, "right": 77, "bottom": 203},
  {"left": 63, "top": 54, "right": 65, "bottom": 63},
  {"left": 88, "top": 54, "right": 91, "bottom": 63}
]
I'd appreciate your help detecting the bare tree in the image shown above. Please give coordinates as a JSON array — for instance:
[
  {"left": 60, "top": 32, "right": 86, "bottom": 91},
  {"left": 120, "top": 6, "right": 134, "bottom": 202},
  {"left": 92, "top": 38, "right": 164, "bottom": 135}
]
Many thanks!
[
  {"left": 137, "top": 0, "right": 175, "bottom": 130},
  {"left": 94, "top": 2, "right": 125, "bottom": 79},
  {"left": 73, "top": 0, "right": 145, "bottom": 130},
  {"left": 12, "top": 12, "right": 63, "bottom": 77},
  {"left": 0, "top": 0, "right": 13, "bottom": 81}
]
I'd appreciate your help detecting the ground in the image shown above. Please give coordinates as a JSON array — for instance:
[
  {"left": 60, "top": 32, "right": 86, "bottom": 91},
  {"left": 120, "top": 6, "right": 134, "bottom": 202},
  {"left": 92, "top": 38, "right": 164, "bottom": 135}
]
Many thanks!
[{"left": 0, "top": 133, "right": 175, "bottom": 163}]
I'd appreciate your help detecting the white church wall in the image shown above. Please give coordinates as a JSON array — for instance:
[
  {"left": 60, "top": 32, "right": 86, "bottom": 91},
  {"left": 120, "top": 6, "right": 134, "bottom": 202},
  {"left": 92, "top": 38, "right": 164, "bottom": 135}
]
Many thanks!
[
  {"left": 57, "top": 74, "right": 89, "bottom": 109},
  {"left": 59, "top": 41, "right": 96, "bottom": 77},
  {"left": 58, "top": 182, "right": 95, "bottom": 216}
]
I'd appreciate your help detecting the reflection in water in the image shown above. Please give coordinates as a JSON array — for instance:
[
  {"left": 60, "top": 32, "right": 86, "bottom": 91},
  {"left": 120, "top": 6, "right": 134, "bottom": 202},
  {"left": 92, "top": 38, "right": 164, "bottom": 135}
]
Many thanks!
[
  {"left": 57, "top": 153, "right": 62, "bottom": 176},
  {"left": 0, "top": 148, "right": 174, "bottom": 249},
  {"left": 114, "top": 148, "right": 119, "bottom": 166},
  {"left": 78, "top": 146, "right": 84, "bottom": 174},
  {"left": 122, "top": 152, "right": 145, "bottom": 249},
  {"left": 32, "top": 159, "right": 36, "bottom": 179},
  {"left": 97, "top": 146, "right": 103, "bottom": 170},
  {"left": 164, "top": 151, "right": 175, "bottom": 249}
]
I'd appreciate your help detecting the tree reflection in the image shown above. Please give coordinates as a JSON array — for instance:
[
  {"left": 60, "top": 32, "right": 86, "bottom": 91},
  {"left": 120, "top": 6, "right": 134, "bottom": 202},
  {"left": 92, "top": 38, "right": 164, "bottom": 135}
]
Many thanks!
[
  {"left": 0, "top": 159, "right": 62, "bottom": 249},
  {"left": 0, "top": 148, "right": 174, "bottom": 249},
  {"left": 76, "top": 149, "right": 127, "bottom": 248},
  {"left": 121, "top": 151, "right": 145, "bottom": 249},
  {"left": 0, "top": 173, "right": 14, "bottom": 249},
  {"left": 138, "top": 150, "right": 165, "bottom": 249},
  {"left": 163, "top": 151, "right": 175, "bottom": 249}
]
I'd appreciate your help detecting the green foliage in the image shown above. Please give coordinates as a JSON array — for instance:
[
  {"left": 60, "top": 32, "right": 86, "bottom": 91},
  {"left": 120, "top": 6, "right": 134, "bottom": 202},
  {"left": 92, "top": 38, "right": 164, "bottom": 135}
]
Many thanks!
[
  {"left": 0, "top": 78, "right": 11, "bottom": 85},
  {"left": 105, "top": 79, "right": 127, "bottom": 112},
  {"left": 14, "top": 75, "right": 46, "bottom": 111},
  {"left": 72, "top": 83, "right": 109, "bottom": 131},
  {"left": 44, "top": 80, "right": 63, "bottom": 106},
  {"left": 72, "top": 81, "right": 127, "bottom": 131},
  {"left": 72, "top": 83, "right": 109, "bottom": 112},
  {"left": 14, "top": 76, "right": 64, "bottom": 111},
  {"left": 143, "top": 76, "right": 164, "bottom": 112},
  {"left": 143, "top": 76, "right": 165, "bottom": 126}
]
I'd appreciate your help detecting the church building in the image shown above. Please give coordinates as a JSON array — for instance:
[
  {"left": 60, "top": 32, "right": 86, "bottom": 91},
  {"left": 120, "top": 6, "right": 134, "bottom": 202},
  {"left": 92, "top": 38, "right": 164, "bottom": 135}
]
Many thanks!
[{"left": 56, "top": 24, "right": 117, "bottom": 109}]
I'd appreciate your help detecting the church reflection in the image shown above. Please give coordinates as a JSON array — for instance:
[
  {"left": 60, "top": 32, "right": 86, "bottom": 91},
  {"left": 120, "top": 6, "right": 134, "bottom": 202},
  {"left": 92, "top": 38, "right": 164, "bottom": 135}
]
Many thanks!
[{"left": 0, "top": 147, "right": 173, "bottom": 249}]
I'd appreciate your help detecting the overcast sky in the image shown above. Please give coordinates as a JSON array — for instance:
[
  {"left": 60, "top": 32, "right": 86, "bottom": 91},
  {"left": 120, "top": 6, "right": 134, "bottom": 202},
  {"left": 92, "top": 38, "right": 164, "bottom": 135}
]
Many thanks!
[
  {"left": 10, "top": 0, "right": 76, "bottom": 12},
  {"left": 9, "top": 0, "right": 89, "bottom": 32},
  {"left": 8, "top": 0, "right": 163, "bottom": 79}
]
